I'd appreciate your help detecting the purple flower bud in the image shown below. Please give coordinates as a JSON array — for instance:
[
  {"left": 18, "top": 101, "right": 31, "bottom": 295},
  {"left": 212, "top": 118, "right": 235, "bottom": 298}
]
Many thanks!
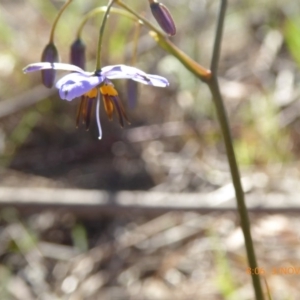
[
  {"left": 70, "top": 38, "right": 86, "bottom": 70},
  {"left": 150, "top": 1, "right": 176, "bottom": 36},
  {"left": 41, "top": 43, "right": 59, "bottom": 88}
]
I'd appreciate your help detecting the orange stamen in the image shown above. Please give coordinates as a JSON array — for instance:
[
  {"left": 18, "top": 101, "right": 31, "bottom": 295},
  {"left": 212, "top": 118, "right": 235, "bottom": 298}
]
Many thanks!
[
  {"left": 103, "top": 95, "right": 114, "bottom": 121},
  {"left": 85, "top": 98, "right": 94, "bottom": 130},
  {"left": 100, "top": 85, "right": 118, "bottom": 96},
  {"left": 81, "top": 96, "right": 88, "bottom": 124},
  {"left": 76, "top": 96, "right": 85, "bottom": 127},
  {"left": 86, "top": 88, "right": 98, "bottom": 98}
]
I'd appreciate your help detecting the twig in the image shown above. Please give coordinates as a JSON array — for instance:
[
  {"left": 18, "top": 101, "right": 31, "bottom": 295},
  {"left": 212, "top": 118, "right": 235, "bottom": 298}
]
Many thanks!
[{"left": 0, "top": 187, "right": 299, "bottom": 218}]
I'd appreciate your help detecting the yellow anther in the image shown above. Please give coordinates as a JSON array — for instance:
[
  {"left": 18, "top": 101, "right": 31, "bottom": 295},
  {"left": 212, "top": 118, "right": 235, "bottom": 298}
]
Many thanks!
[
  {"left": 85, "top": 88, "right": 98, "bottom": 98},
  {"left": 100, "top": 84, "right": 118, "bottom": 96}
]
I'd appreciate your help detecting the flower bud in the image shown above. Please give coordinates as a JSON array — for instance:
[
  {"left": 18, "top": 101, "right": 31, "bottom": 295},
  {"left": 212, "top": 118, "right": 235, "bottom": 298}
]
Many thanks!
[
  {"left": 150, "top": 1, "right": 176, "bottom": 36},
  {"left": 41, "top": 43, "right": 59, "bottom": 88},
  {"left": 70, "top": 38, "right": 86, "bottom": 70}
]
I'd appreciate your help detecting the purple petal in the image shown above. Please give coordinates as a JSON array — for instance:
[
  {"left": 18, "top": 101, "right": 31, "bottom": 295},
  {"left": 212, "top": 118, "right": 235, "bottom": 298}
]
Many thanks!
[
  {"left": 102, "top": 64, "right": 169, "bottom": 87},
  {"left": 102, "top": 65, "right": 146, "bottom": 79},
  {"left": 56, "top": 73, "right": 105, "bottom": 101},
  {"left": 131, "top": 73, "right": 169, "bottom": 87},
  {"left": 23, "top": 62, "right": 89, "bottom": 75}
]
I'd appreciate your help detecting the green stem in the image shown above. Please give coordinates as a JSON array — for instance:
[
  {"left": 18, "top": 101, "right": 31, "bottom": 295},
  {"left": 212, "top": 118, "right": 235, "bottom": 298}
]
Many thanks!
[
  {"left": 96, "top": 0, "right": 116, "bottom": 70},
  {"left": 49, "top": 0, "right": 73, "bottom": 43},
  {"left": 76, "top": 6, "right": 136, "bottom": 39},
  {"left": 130, "top": 21, "right": 141, "bottom": 66},
  {"left": 208, "top": 1, "right": 264, "bottom": 299},
  {"left": 115, "top": 1, "right": 211, "bottom": 80},
  {"left": 116, "top": 0, "right": 164, "bottom": 37},
  {"left": 210, "top": 0, "right": 227, "bottom": 74},
  {"left": 150, "top": 32, "right": 211, "bottom": 80},
  {"left": 208, "top": 77, "right": 264, "bottom": 300}
]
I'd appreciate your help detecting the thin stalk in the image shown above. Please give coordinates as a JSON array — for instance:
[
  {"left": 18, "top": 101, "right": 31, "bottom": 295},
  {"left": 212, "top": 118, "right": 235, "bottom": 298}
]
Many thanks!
[
  {"left": 131, "top": 21, "right": 141, "bottom": 66},
  {"left": 115, "top": 1, "right": 211, "bottom": 80},
  {"left": 150, "top": 32, "right": 211, "bottom": 80},
  {"left": 96, "top": 0, "right": 116, "bottom": 70},
  {"left": 49, "top": 0, "right": 73, "bottom": 43},
  {"left": 76, "top": 6, "right": 136, "bottom": 39},
  {"left": 208, "top": 77, "right": 264, "bottom": 300},
  {"left": 208, "top": 1, "right": 264, "bottom": 299},
  {"left": 210, "top": 0, "right": 227, "bottom": 74},
  {"left": 116, "top": 0, "right": 164, "bottom": 36}
]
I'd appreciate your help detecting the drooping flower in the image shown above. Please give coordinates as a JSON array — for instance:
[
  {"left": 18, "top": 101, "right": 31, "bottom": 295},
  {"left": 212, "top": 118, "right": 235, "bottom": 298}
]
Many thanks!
[{"left": 23, "top": 62, "right": 169, "bottom": 139}]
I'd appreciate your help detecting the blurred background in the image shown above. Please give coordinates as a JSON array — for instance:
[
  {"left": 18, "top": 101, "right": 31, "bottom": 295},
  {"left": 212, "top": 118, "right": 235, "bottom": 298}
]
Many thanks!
[{"left": 0, "top": 0, "right": 300, "bottom": 299}]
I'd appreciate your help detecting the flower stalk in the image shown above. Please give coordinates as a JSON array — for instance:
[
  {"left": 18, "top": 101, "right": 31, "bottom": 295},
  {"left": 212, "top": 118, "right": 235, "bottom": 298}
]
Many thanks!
[
  {"left": 126, "top": 21, "right": 141, "bottom": 109},
  {"left": 76, "top": 6, "right": 135, "bottom": 39},
  {"left": 41, "top": 0, "right": 73, "bottom": 88},
  {"left": 49, "top": 0, "right": 73, "bottom": 43},
  {"left": 208, "top": 77, "right": 264, "bottom": 300},
  {"left": 116, "top": 0, "right": 164, "bottom": 36},
  {"left": 207, "top": 1, "right": 264, "bottom": 299},
  {"left": 150, "top": 32, "right": 211, "bottom": 81},
  {"left": 96, "top": 0, "right": 117, "bottom": 70}
]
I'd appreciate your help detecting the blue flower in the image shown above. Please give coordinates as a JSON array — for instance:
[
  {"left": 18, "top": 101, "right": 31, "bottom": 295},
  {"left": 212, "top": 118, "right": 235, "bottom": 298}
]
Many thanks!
[{"left": 23, "top": 62, "right": 169, "bottom": 139}]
